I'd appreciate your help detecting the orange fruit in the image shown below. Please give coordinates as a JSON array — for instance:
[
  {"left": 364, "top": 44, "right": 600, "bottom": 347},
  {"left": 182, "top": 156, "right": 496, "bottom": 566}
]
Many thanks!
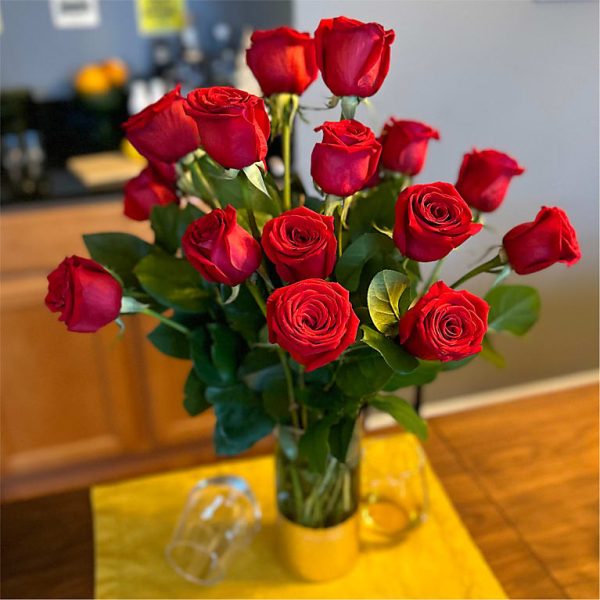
[
  {"left": 102, "top": 58, "right": 129, "bottom": 88},
  {"left": 74, "top": 64, "right": 112, "bottom": 96}
]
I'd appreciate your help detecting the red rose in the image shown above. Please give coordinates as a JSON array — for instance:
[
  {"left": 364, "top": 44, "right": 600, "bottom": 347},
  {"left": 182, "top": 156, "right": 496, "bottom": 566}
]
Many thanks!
[
  {"left": 148, "top": 159, "right": 177, "bottom": 184},
  {"left": 261, "top": 207, "right": 336, "bottom": 282},
  {"left": 182, "top": 205, "right": 262, "bottom": 286},
  {"left": 503, "top": 206, "right": 581, "bottom": 275},
  {"left": 311, "top": 119, "right": 381, "bottom": 197},
  {"left": 124, "top": 167, "right": 178, "bottom": 221},
  {"left": 380, "top": 119, "right": 440, "bottom": 176},
  {"left": 45, "top": 256, "right": 122, "bottom": 333},
  {"left": 246, "top": 27, "right": 318, "bottom": 96},
  {"left": 399, "top": 281, "right": 489, "bottom": 362},
  {"left": 123, "top": 85, "right": 200, "bottom": 164},
  {"left": 314, "top": 16, "right": 395, "bottom": 98},
  {"left": 393, "top": 182, "right": 482, "bottom": 262},
  {"left": 184, "top": 87, "right": 270, "bottom": 170},
  {"left": 456, "top": 148, "right": 524, "bottom": 212},
  {"left": 266, "top": 279, "right": 360, "bottom": 371}
]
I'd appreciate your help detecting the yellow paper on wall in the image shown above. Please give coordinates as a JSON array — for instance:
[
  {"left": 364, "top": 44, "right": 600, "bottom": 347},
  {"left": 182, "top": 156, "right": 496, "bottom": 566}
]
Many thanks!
[{"left": 136, "top": 0, "right": 186, "bottom": 35}]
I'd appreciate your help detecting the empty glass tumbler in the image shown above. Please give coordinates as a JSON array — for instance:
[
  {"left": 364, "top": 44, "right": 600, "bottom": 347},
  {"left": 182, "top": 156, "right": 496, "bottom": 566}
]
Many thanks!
[{"left": 165, "top": 475, "right": 261, "bottom": 585}]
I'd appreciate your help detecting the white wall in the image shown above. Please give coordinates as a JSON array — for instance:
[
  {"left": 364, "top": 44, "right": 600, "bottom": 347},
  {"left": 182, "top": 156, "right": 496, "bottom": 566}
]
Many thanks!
[{"left": 292, "top": 0, "right": 599, "bottom": 401}]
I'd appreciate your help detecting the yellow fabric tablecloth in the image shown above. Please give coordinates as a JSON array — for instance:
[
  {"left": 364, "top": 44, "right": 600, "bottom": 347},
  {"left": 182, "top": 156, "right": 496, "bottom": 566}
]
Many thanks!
[{"left": 92, "top": 432, "right": 506, "bottom": 599}]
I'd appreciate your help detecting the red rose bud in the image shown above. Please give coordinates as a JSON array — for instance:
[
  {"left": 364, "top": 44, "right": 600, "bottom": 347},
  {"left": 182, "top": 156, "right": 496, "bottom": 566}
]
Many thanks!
[
  {"left": 182, "top": 205, "right": 262, "bottom": 286},
  {"left": 502, "top": 206, "right": 581, "bottom": 275},
  {"left": 380, "top": 119, "right": 440, "bottom": 176},
  {"left": 311, "top": 119, "right": 381, "bottom": 197},
  {"left": 456, "top": 148, "right": 524, "bottom": 212},
  {"left": 266, "top": 279, "right": 360, "bottom": 371},
  {"left": 261, "top": 207, "right": 336, "bottom": 282},
  {"left": 399, "top": 281, "right": 489, "bottom": 362},
  {"left": 246, "top": 27, "right": 318, "bottom": 96},
  {"left": 393, "top": 182, "right": 482, "bottom": 262},
  {"left": 185, "top": 87, "right": 270, "bottom": 170},
  {"left": 45, "top": 256, "right": 122, "bottom": 333},
  {"left": 148, "top": 159, "right": 177, "bottom": 184},
  {"left": 124, "top": 167, "right": 178, "bottom": 221},
  {"left": 314, "top": 16, "right": 395, "bottom": 98},
  {"left": 123, "top": 85, "right": 200, "bottom": 164}
]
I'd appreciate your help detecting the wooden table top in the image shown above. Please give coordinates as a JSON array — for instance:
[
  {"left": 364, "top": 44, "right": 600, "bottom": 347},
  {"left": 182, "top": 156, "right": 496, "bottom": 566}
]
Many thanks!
[{"left": 2, "top": 383, "right": 598, "bottom": 599}]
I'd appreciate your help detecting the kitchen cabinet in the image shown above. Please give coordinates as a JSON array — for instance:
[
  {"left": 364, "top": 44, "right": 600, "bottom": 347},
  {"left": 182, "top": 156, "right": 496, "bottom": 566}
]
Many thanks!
[{"left": 0, "top": 200, "right": 216, "bottom": 501}]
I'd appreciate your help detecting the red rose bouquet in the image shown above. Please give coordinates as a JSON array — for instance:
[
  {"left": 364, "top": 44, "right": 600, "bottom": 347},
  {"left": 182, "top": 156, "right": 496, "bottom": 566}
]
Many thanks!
[{"left": 46, "top": 17, "right": 580, "bottom": 537}]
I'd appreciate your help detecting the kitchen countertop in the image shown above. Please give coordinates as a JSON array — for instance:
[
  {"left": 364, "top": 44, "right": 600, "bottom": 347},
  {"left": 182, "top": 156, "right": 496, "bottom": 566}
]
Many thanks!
[{"left": 1, "top": 383, "right": 598, "bottom": 599}]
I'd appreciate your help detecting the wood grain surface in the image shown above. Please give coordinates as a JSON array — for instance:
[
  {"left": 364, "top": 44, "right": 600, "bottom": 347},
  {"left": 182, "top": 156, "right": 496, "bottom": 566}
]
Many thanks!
[{"left": 1, "top": 383, "right": 598, "bottom": 599}]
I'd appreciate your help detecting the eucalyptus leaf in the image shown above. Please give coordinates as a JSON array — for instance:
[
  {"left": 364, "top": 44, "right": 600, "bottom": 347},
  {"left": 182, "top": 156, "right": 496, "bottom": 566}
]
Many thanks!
[
  {"left": 485, "top": 285, "right": 541, "bottom": 335},
  {"left": 361, "top": 326, "right": 418, "bottom": 374},
  {"left": 367, "top": 270, "right": 410, "bottom": 335},
  {"left": 369, "top": 395, "right": 428, "bottom": 440}
]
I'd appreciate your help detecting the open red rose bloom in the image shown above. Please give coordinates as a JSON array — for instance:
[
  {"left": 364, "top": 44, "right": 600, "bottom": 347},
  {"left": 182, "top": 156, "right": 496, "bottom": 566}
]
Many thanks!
[{"left": 46, "top": 15, "right": 581, "bottom": 467}]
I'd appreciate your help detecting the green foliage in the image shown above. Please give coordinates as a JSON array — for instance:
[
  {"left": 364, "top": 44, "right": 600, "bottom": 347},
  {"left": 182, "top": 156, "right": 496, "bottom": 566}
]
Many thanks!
[
  {"left": 480, "top": 335, "right": 506, "bottom": 368},
  {"left": 134, "top": 249, "right": 211, "bottom": 313},
  {"left": 485, "top": 285, "right": 541, "bottom": 335},
  {"left": 367, "top": 270, "right": 410, "bottom": 336},
  {"left": 147, "top": 322, "right": 189, "bottom": 359},
  {"left": 360, "top": 326, "right": 418, "bottom": 374},
  {"left": 298, "top": 417, "right": 334, "bottom": 473},
  {"left": 83, "top": 233, "right": 152, "bottom": 290},
  {"left": 335, "top": 346, "right": 394, "bottom": 398},
  {"left": 221, "top": 284, "right": 265, "bottom": 343},
  {"left": 183, "top": 369, "right": 210, "bottom": 416},
  {"left": 335, "top": 233, "right": 399, "bottom": 292},
  {"left": 383, "top": 360, "right": 441, "bottom": 391},
  {"left": 261, "top": 374, "right": 290, "bottom": 421},
  {"left": 369, "top": 395, "right": 428, "bottom": 440},
  {"left": 150, "top": 203, "right": 203, "bottom": 255},
  {"left": 190, "top": 325, "right": 245, "bottom": 387},
  {"left": 328, "top": 417, "right": 356, "bottom": 463},
  {"left": 207, "top": 384, "right": 274, "bottom": 455},
  {"left": 347, "top": 179, "right": 402, "bottom": 241}
]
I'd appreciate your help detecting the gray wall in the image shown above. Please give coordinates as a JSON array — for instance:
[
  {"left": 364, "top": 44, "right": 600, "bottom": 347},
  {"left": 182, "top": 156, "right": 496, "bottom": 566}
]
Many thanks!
[
  {"left": 0, "top": 0, "right": 292, "bottom": 100},
  {"left": 293, "top": 0, "right": 599, "bottom": 401}
]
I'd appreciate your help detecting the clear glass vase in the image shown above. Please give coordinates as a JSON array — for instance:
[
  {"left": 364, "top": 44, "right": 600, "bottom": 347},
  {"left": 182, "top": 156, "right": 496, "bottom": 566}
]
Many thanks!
[{"left": 274, "top": 424, "right": 361, "bottom": 581}]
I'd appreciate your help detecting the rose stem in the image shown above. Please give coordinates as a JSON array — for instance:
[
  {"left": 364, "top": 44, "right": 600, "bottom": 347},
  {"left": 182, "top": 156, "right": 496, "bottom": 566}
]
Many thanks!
[
  {"left": 421, "top": 258, "right": 445, "bottom": 295},
  {"left": 450, "top": 254, "right": 506, "bottom": 289},
  {"left": 245, "top": 280, "right": 300, "bottom": 429},
  {"left": 282, "top": 95, "right": 299, "bottom": 212},
  {"left": 139, "top": 307, "right": 191, "bottom": 336}
]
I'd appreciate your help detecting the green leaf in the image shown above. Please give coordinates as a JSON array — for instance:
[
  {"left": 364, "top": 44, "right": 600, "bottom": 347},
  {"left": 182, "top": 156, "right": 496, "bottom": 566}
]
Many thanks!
[
  {"left": 347, "top": 179, "right": 402, "bottom": 242},
  {"left": 134, "top": 249, "right": 211, "bottom": 313},
  {"left": 485, "top": 285, "right": 541, "bottom": 335},
  {"left": 183, "top": 369, "right": 209, "bottom": 416},
  {"left": 367, "top": 270, "right": 410, "bottom": 336},
  {"left": 296, "top": 385, "right": 347, "bottom": 412},
  {"left": 328, "top": 417, "right": 356, "bottom": 463},
  {"left": 299, "top": 418, "right": 333, "bottom": 473},
  {"left": 383, "top": 360, "right": 441, "bottom": 391},
  {"left": 242, "top": 163, "right": 269, "bottom": 196},
  {"left": 190, "top": 327, "right": 221, "bottom": 386},
  {"left": 150, "top": 204, "right": 180, "bottom": 254},
  {"left": 370, "top": 395, "right": 428, "bottom": 440},
  {"left": 335, "top": 233, "right": 398, "bottom": 292},
  {"left": 120, "top": 296, "right": 148, "bottom": 314},
  {"left": 222, "top": 284, "right": 265, "bottom": 343},
  {"left": 83, "top": 233, "right": 152, "bottom": 289},
  {"left": 148, "top": 322, "right": 190, "bottom": 359},
  {"left": 239, "top": 348, "right": 280, "bottom": 376},
  {"left": 480, "top": 335, "right": 506, "bottom": 368},
  {"left": 208, "top": 384, "right": 274, "bottom": 455},
  {"left": 207, "top": 323, "right": 244, "bottom": 385},
  {"left": 261, "top": 374, "right": 290, "bottom": 421},
  {"left": 335, "top": 346, "right": 393, "bottom": 398},
  {"left": 361, "top": 325, "right": 418, "bottom": 374}
]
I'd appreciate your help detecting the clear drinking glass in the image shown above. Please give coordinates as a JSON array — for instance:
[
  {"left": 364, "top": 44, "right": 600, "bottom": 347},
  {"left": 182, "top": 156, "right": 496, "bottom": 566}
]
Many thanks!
[
  {"left": 165, "top": 475, "right": 261, "bottom": 585},
  {"left": 360, "top": 435, "right": 429, "bottom": 548}
]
